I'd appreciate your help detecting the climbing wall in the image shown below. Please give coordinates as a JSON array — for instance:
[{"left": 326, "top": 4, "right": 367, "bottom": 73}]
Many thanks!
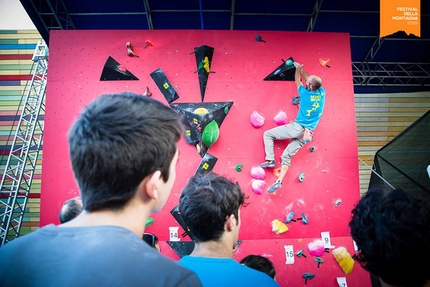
[{"left": 41, "top": 30, "right": 369, "bottom": 286}]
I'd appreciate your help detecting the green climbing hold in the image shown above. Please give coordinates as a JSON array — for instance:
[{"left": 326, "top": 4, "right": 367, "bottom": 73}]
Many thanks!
[
  {"left": 236, "top": 164, "right": 243, "bottom": 172},
  {"left": 202, "top": 120, "right": 220, "bottom": 148},
  {"left": 224, "top": 106, "right": 229, "bottom": 114},
  {"left": 286, "top": 59, "right": 293, "bottom": 66},
  {"left": 145, "top": 217, "right": 154, "bottom": 229},
  {"left": 299, "top": 172, "right": 305, "bottom": 182}
]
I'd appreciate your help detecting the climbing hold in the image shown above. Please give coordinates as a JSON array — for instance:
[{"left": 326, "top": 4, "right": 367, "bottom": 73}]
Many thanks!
[
  {"left": 126, "top": 42, "right": 139, "bottom": 58},
  {"left": 273, "top": 111, "right": 288, "bottom": 125},
  {"left": 315, "top": 257, "right": 324, "bottom": 268},
  {"left": 285, "top": 211, "right": 296, "bottom": 223},
  {"left": 144, "top": 39, "right": 154, "bottom": 49},
  {"left": 194, "top": 107, "right": 209, "bottom": 115},
  {"left": 117, "top": 65, "right": 126, "bottom": 72},
  {"left": 203, "top": 56, "right": 210, "bottom": 73},
  {"left": 255, "top": 35, "right": 266, "bottom": 43},
  {"left": 271, "top": 219, "right": 289, "bottom": 235},
  {"left": 251, "top": 179, "right": 266, "bottom": 195},
  {"left": 334, "top": 199, "right": 342, "bottom": 206},
  {"left": 202, "top": 120, "right": 219, "bottom": 148},
  {"left": 235, "top": 164, "right": 243, "bottom": 172},
  {"left": 308, "top": 239, "right": 325, "bottom": 257},
  {"left": 302, "top": 273, "right": 315, "bottom": 285},
  {"left": 145, "top": 217, "right": 154, "bottom": 229},
  {"left": 224, "top": 106, "right": 229, "bottom": 114},
  {"left": 309, "top": 146, "right": 315, "bottom": 152},
  {"left": 301, "top": 212, "right": 309, "bottom": 225},
  {"left": 332, "top": 247, "right": 355, "bottom": 275},
  {"left": 303, "top": 128, "right": 313, "bottom": 142},
  {"left": 298, "top": 172, "right": 305, "bottom": 182},
  {"left": 142, "top": 86, "right": 152, "bottom": 97},
  {"left": 250, "top": 111, "right": 265, "bottom": 128},
  {"left": 273, "top": 167, "right": 281, "bottom": 177},
  {"left": 292, "top": 95, "right": 300, "bottom": 105},
  {"left": 319, "top": 58, "right": 331, "bottom": 68},
  {"left": 296, "top": 249, "right": 307, "bottom": 258},
  {"left": 285, "top": 59, "right": 293, "bottom": 66},
  {"left": 250, "top": 166, "right": 266, "bottom": 180}
]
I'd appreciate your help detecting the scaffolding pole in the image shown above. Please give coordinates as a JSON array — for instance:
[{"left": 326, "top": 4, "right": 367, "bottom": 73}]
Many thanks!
[{"left": 0, "top": 41, "right": 48, "bottom": 246}]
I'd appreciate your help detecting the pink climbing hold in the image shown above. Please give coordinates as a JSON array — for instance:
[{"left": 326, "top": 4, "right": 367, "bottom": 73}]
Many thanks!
[
  {"left": 251, "top": 180, "right": 266, "bottom": 195},
  {"left": 250, "top": 111, "right": 265, "bottom": 128},
  {"left": 307, "top": 239, "right": 325, "bottom": 257},
  {"left": 250, "top": 166, "right": 266, "bottom": 180},
  {"left": 273, "top": 111, "right": 287, "bottom": 125}
]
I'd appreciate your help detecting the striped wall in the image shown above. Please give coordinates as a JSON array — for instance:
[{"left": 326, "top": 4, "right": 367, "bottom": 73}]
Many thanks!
[
  {"left": 0, "top": 29, "right": 428, "bottom": 234},
  {"left": 356, "top": 92, "right": 430, "bottom": 194},
  {"left": 0, "top": 30, "right": 42, "bottom": 234}
]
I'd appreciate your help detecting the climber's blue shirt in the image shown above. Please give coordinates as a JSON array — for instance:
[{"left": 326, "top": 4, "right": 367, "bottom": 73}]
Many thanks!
[{"left": 295, "top": 85, "right": 326, "bottom": 130}]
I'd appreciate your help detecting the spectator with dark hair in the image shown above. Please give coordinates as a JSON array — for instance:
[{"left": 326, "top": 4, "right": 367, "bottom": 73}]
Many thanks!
[
  {"left": 178, "top": 172, "right": 279, "bottom": 287},
  {"left": 58, "top": 197, "right": 83, "bottom": 224},
  {"left": 143, "top": 233, "right": 160, "bottom": 252},
  {"left": 349, "top": 188, "right": 430, "bottom": 287},
  {"left": 240, "top": 255, "right": 277, "bottom": 281},
  {"left": 0, "top": 93, "right": 202, "bottom": 286}
]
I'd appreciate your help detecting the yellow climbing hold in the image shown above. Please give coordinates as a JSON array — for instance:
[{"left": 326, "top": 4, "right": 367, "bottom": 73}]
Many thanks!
[
  {"left": 271, "top": 219, "right": 289, "bottom": 235},
  {"left": 194, "top": 107, "right": 209, "bottom": 115},
  {"left": 332, "top": 246, "right": 355, "bottom": 275}
]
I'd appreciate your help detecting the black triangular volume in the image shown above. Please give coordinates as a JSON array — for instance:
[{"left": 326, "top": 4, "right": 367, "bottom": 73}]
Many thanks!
[
  {"left": 150, "top": 68, "right": 180, "bottom": 104},
  {"left": 100, "top": 56, "right": 139, "bottom": 81},
  {"left": 170, "top": 102, "right": 233, "bottom": 154},
  {"left": 170, "top": 104, "right": 204, "bottom": 144},
  {"left": 264, "top": 57, "right": 296, "bottom": 81},
  {"left": 194, "top": 153, "right": 218, "bottom": 175},
  {"left": 167, "top": 241, "right": 195, "bottom": 258},
  {"left": 193, "top": 45, "right": 215, "bottom": 102},
  {"left": 170, "top": 205, "right": 195, "bottom": 240}
]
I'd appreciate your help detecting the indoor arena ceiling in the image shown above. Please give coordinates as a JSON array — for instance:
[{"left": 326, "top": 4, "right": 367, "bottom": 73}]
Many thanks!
[{"left": 20, "top": 0, "right": 430, "bottom": 92}]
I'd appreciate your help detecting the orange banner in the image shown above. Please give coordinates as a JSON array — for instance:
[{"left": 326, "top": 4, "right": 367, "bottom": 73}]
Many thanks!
[{"left": 380, "top": 0, "right": 420, "bottom": 38}]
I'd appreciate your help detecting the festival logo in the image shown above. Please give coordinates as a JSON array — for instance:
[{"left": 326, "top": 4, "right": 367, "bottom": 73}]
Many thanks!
[{"left": 380, "top": 0, "right": 420, "bottom": 37}]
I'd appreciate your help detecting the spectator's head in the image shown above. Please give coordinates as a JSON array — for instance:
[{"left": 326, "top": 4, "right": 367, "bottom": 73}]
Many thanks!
[
  {"left": 58, "top": 197, "right": 83, "bottom": 223},
  {"left": 143, "top": 233, "right": 160, "bottom": 252},
  {"left": 179, "top": 172, "right": 245, "bottom": 248},
  {"left": 68, "top": 93, "right": 183, "bottom": 213},
  {"left": 349, "top": 188, "right": 430, "bottom": 287},
  {"left": 240, "top": 255, "right": 276, "bottom": 280}
]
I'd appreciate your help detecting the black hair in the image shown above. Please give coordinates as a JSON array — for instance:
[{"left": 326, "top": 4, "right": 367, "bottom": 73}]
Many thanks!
[
  {"left": 179, "top": 172, "right": 245, "bottom": 243},
  {"left": 68, "top": 93, "right": 183, "bottom": 212},
  {"left": 142, "top": 233, "right": 159, "bottom": 248},
  {"left": 349, "top": 188, "right": 430, "bottom": 287},
  {"left": 58, "top": 197, "right": 83, "bottom": 223},
  {"left": 240, "top": 255, "right": 276, "bottom": 279}
]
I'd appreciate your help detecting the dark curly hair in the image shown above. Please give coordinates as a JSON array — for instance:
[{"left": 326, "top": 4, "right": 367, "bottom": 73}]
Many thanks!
[
  {"left": 349, "top": 188, "right": 430, "bottom": 287},
  {"left": 240, "top": 255, "right": 276, "bottom": 279}
]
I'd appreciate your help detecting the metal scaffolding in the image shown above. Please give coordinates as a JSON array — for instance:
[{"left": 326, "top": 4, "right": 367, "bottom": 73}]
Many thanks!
[
  {"left": 352, "top": 62, "right": 430, "bottom": 86},
  {"left": 29, "top": 0, "right": 75, "bottom": 36},
  {"left": 0, "top": 41, "right": 48, "bottom": 246}
]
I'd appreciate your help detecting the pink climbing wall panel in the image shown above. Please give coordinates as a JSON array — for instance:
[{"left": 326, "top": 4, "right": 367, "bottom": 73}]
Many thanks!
[{"left": 41, "top": 30, "right": 369, "bottom": 286}]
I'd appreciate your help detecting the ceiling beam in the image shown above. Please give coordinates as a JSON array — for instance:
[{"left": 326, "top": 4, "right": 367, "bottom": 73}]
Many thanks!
[
  {"left": 143, "top": 0, "right": 153, "bottom": 29},
  {"left": 307, "top": 0, "right": 323, "bottom": 32},
  {"left": 31, "top": 0, "right": 75, "bottom": 32}
]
